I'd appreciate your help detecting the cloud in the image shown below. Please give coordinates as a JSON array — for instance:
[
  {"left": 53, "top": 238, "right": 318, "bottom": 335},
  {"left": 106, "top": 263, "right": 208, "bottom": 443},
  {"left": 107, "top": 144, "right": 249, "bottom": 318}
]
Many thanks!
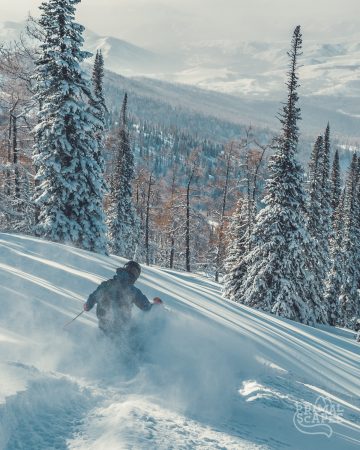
[{"left": 2, "top": 0, "right": 360, "bottom": 49}]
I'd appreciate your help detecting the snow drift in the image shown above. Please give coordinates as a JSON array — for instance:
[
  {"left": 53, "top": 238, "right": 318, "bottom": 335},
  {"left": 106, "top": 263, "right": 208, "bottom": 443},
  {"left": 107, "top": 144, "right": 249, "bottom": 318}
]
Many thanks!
[{"left": 0, "top": 233, "right": 359, "bottom": 449}]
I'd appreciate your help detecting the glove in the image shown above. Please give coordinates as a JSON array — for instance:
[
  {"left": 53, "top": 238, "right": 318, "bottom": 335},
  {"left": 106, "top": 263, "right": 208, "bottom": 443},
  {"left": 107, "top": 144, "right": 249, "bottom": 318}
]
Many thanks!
[
  {"left": 83, "top": 302, "right": 90, "bottom": 312},
  {"left": 153, "top": 297, "right": 163, "bottom": 305}
]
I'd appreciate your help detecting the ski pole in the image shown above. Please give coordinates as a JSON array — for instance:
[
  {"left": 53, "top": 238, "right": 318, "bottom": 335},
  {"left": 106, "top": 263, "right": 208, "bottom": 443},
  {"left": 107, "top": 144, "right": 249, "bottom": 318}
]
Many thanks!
[{"left": 63, "top": 310, "right": 84, "bottom": 329}]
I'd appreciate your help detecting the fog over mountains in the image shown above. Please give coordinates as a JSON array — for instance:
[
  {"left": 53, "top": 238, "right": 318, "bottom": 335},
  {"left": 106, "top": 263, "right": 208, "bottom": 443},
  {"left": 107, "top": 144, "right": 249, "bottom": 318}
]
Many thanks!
[
  {"left": 84, "top": 24, "right": 360, "bottom": 99},
  {"left": 1, "top": 20, "right": 360, "bottom": 140},
  {"left": 75, "top": 25, "right": 360, "bottom": 141}
]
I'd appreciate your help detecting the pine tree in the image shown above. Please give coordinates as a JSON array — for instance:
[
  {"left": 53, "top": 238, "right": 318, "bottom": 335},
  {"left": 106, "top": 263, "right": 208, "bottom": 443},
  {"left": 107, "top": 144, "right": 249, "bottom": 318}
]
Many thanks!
[
  {"left": 319, "top": 123, "right": 333, "bottom": 248},
  {"left": 324, "top": 138, "right": 344, "bottom": 327},
  {"left": 307, "top": 135, "right": 323, "bottom": 235},
  {"left": 306, "top": 125, "right": 333, "bottom": 318},
  {"left": 338, "top": 154, "right": 360, "bottom": 328},
  {"left": 107, "top": 93, "right": 140, "bottom": 258},
  {"left": 91, "top": 50, "right": 107, "bottom": 142},
  {"left": 92, "top": 51, "right": 106, "bottom": 116},
  {"left": 307, "top": 126, "right": 332, "bottom": 245},
  {"left": 306, "top": 134, "right": 331, "bottom": 318},
  {"left": 321, "top": 125, "right": 332, "bottom": 201},
  {"left": 223, "top": 197, "right": 256, "bottom": 301},
  {"left": 324, "top": 188, "right": 345, "bottom": 325},
  {"left": 238, "top": 26, "right": 327, "bottom": 324},
  {"left": 330, "top": 148, "right": 341, "bottom": 227},
  {"left": 33, "top": 0, "right": 107, "bottom": 253}
]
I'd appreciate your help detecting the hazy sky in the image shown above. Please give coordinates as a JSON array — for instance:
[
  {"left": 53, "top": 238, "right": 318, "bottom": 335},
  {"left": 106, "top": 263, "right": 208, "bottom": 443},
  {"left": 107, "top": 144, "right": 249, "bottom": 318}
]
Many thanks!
[{"left": 1, "top": 0, "right": 359, "bottom": 49}]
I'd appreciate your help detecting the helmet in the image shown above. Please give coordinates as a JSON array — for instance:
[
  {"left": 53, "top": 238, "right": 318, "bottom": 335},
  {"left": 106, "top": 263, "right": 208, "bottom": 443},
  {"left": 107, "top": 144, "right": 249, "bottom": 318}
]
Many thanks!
[{"left": 124, "top": 261, "right": 141, "bottom": 280}]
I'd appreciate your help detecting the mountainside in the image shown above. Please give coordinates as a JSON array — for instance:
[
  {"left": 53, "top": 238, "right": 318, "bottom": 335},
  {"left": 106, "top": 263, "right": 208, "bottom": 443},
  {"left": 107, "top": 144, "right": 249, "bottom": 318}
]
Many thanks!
[
  {"left": 0, "top": 20, "right": 359, "bottom": 141},
  {"left": 172, "top": 39, "right": 360, "bottom": 98},
  {"left": 0, "top": 233, "right": 359, "bottom": 449},
  {"left": 84, "top": 29, "right": 167, "bottom": 75},
  {"left": 82, "top": 27, "right": 360, "bottom": 104},
  {"left": 104, "top": 71, "right": 360, "bottom": 142}
]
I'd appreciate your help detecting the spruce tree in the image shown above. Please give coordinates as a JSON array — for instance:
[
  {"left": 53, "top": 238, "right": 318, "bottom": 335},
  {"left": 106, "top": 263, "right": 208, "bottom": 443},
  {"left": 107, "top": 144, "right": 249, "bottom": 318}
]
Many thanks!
[
  {"left": 319, "top": 123, "right": 333, "bottom": 265},
  {"left": 239, "top": 26, "right": 327, "bottom": 324},
  {"left": 338, "top": 154, "right": 360, "bottom": 328},
  {"left": 330, "top": 148, "right": 341, "bottom": 227},
  {"left": 223, "top": 197, "right": 256, "bottom": 302},
  {"left": 306, "top": 125, "right": 333, "bottom": 315},
  {"left": 325, "top": 144, "right": 344, "bottom": 327},
  {"left": 324, "top": 189, "right": 345, "bottom": 326},
  {"left": 307, "top": 126, "right": 332, "bottom": 246},
  {"left": 91, "top": 50, "right": 107, "bottom": 140},
  {"left": 92, "top": 51, "right": 106, "bottom": 116},
  {"left": 306, "top": 134, "right": 331, "bottom": 318},
  {"left": 107, "top": 93, "right": 140, "bottom": 258},
  {"left": 321, "top": 125, "right": 332, "bottom": 205},
  {"left": 33, "top": 0, "right": 107, "bottom": 253},
  {"left": 90, "top": 50, "right": 107, "bottom": 206},
  {"left": 307, "top": 135, "right": 323, "bottom": 235}
]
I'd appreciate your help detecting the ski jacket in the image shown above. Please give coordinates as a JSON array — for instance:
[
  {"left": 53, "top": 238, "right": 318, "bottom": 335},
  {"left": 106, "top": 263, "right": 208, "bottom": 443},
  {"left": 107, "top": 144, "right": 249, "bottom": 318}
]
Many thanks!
[{"left": 85, "top": 268, "right": 152, "bottom": 333}]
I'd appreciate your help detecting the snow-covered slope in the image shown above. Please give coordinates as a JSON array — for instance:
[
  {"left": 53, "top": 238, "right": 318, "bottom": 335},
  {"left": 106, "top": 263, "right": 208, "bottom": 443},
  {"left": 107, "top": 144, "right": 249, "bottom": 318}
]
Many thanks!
[
  {"left": 0, "top": 233, "right": 359, "bottom": 449},
  {"left": 171, "top": 39, "right": 360, "bottom": 99},
  {"left": 83, "top": 29, "right": 167, "bottom": 76}
]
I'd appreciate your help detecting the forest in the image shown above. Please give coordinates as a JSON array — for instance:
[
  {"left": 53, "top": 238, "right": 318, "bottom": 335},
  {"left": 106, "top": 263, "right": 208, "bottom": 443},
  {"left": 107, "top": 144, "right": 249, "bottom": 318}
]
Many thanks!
[{"left": 0, "top": 1, "right": 359, "bottom": 333}]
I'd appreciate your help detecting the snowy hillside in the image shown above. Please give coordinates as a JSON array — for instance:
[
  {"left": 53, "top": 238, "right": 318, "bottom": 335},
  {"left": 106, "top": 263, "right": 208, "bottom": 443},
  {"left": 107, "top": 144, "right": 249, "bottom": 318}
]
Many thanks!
[
  {"left": 104, "top": 72, "right": 360, "bottom": 141},
  {"left": 83, "top": 29, "right": 168, "bottom": 75},
  {"left": 170, "top": 39, "right": 360, "bottom": 98},
  {"left": 0, "top": 233, "right": 359, "bottom": 449},
  {"left": 1, "top": 21, "right": 360, "bottom": 139}
]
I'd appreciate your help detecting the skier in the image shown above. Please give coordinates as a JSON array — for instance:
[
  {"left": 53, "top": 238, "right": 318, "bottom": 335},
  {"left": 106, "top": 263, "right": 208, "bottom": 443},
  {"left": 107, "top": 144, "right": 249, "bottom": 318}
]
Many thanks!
[{"left": 83, "top": 261, "right": 163, "bottom": 337}]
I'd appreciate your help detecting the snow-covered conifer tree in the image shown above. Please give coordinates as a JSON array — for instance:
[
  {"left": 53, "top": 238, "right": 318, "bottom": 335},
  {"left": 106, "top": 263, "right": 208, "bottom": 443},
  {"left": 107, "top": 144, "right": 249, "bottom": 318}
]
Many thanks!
[
  {"left": 33, "top": 0, "right": 107, "bottom": 253},
  {"left": 338, "top": 154, "right": 360, "bottom": 328},
  {"left": 305, "top": 134, "right": 331, "bottom": 317},
  {"left": 91, "top": 50, "right": 107, "bottom": 151},
  {"left": 307, "top": 135, "right": 323, "bottom": 235},
  {"left": 324, "top": 188, "right": 345, "bottom": 325},
  {"left": 239, "top": 26, "right": 327, "bottom": 324},
  {"left": 330, "top": 148, "right": 341, "bottom": 227},
  {"left": 307, "top": 126, "right": 332, "bottom": 247},
  {"left": 319, "top": 124, "right": 333, "bottom": 246},
  {"left": 91, "top": 50, "right": 106, "bottom": 119},
  {"left": 107, "top": 93, "right": 140, "bottom": 258},
  {"left": 305, "top": 124, "right": 334, "bottom": 322},
  {"left": 223, "top": 197, "right": 256, "bottom": 301}
]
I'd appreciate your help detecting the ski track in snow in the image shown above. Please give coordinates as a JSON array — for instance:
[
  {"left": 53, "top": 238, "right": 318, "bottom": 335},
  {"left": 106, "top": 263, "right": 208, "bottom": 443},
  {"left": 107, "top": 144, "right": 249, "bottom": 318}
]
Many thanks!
[{"left": 0, "top": 233, "right": 359, "bottom": 449}]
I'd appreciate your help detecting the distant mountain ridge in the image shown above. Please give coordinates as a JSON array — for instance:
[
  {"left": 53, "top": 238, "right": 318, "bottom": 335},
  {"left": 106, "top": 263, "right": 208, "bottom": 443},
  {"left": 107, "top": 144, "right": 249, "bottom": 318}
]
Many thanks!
[
  {"left": 0, "top": 20, "right": 359, "bottom": 140},
  {"left": 83, "top": 29, "right": 167, "bottom": 75}
]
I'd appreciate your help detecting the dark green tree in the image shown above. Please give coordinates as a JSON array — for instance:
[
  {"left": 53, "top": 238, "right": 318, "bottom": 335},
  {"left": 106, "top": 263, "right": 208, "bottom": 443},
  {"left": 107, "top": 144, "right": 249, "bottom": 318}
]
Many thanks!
[
  {"left": 239, "top": 26, "right": 327, "bottom": 324},
  {"left": 107, "top": 93, "right": 140, "bottom": 258},
  {"left": 33, "top": 0, "right": 107, "bottom": 253}
]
